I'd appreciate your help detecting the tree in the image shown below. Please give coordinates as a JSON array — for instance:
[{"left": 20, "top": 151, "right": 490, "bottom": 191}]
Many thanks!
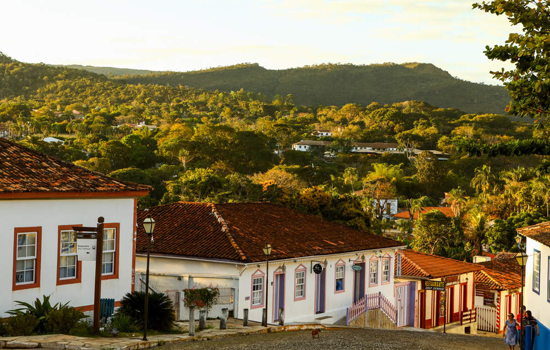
[
  {"left": 471, "top": 165, "right": 497, "bottom": 196},
  {"left": 412, "top": 210, "right": 454, "bottom": 256},
  {"left": 343, "top": 167, "right": 358, "bottom": 194},
  {"left": 473, "top": 0, "right": 550, "bottom": 118},
  {"left": 167, "top": 168, "right": 224, "bottom": 202},
  {"left": 465, "top": 207, "right": 488, "bottom": 255},
  {"left": 414, "top": 151, "right": 445, "bottom": 197},
  {"left": 532, "top": 175, "right": 550, "bottom": 216}
]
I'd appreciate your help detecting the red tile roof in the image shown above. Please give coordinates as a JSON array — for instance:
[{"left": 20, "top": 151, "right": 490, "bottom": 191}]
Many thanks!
[
  {"left": 0, "top": 138, "right": 151, "bottom": 198},
  {"left": 137, "top": 202, "right": 403, "bottom": 263},
  {"left": 477, "top": 257, "right": 522, "bottom": 276},
  {"left": 517, "top": 221, "right": 550, "bottom": 248},
  {"left": 392, "top": 207, "right": 454, "bottom": 220},
  {"left": 475, "top": 268, "right": 522, "bottom": 291},
  {"left": 396, "top": 249, "right": 483, "bottom": 279}
]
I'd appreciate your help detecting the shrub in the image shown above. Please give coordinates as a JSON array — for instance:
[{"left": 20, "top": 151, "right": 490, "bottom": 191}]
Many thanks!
[
  {"left": 7, "top": 295, "right": 68, "bottom": 334},
  {"left": 6, "top": 313, "right": 39, "bottom": 336},
  {"left": 0, "top": 318, "right": 8, "bottom": 336},
  {"left": 118, "top": 292, "right": 175, "bottom": 332},
  {"left": 183, "top": 288, "right": 219, "bottom": 311},
  {"left": 68, "top": 321, "right": 93, "bottom": 337},
  {"left": 45, "top": 307, "right": 88, "bottom": 334},
  {"left": 111, "top": 313, "right": 138, "bottom": 333}
]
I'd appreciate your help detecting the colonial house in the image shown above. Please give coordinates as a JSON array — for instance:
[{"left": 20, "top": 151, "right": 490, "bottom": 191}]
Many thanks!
[
  {"left": 474, "top": 257, "right": 522, "bottom": 334},
  {"left": 394, "top": 250, "right": 482, "bottom": 333},
  {"left": 135, "top": 202, "right": 405, "bottom": 324},
  {"left": 517, "top": 221, "right": 550, "bottom": 348},
  {"left": 311, "top": 130, "right": 332, "bottom": 137},
  {"left": 0, "top": 138, "right": 150, "bottom": 316},
  {"left": 291, "top": 140, "right": 331, "bottom": 152}
]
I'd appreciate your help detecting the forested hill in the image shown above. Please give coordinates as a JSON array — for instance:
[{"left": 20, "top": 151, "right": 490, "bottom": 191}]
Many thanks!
[{"left": 103, "top": 62, "right": 509, "bottom": 115}]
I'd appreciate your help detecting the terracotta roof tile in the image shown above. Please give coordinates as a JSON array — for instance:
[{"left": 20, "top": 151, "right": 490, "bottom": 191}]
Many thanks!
[
  {"left": 396, "top": 249, "right": 483, "bottom": 279},
  {"left": 0, "top": 138, "right": 150, "bottom": 196},
  {"left": 477, "top": 257, "right": 522, "bottom": 276},
  {"left": 393, "top": 207, "right": 454, "bottom": 220},
  {"left": 137, "top": 202, "right": 403, "bottom": 263},
  {"left": 517, "top": 221, "right": 550, "bottom": 247},
  {"left": 475, "top": 268, "right": 522, "bottom": 291}
]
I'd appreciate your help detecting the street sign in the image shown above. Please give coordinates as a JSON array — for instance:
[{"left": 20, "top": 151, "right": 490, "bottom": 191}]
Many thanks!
[
  {"left": 77, "top": 238, "right": 97, "bottom": 261},
  {"left": 424, "top": 280, "right": 445, "bottom": 291},
  {"left": 313, "top": 263, "right": 323, "bottom": 274},
  {"left": 352, "top": 265, "right": 362, "bottom": 271}
]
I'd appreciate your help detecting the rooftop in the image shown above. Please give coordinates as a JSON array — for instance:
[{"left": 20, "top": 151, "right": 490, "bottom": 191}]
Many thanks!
[
  {"left": 396, "top": 249, "right": 483, "bottom": 279},
  {"left": 136, "top": 202, "right": 403, "bottom": 263},
  {"left": 517, "top": 221, "right": 550, "bottom": 248},
  {"left": 0, "top": 138, "right": 150, "bottom": 199},
  {"left": 475, "top": 267, "right": 522, "bottom": 291},
  {"left": 392, "top": 207, "right": 454, "bottom": 220}
]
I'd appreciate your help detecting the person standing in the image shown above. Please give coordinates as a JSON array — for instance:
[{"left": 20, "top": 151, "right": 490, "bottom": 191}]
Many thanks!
[
  {"left": 504, "top": 313, "right": 518, "bottom": 350},
  {"left": 524, "top": 310, "right": 540, "bottom": 350}
]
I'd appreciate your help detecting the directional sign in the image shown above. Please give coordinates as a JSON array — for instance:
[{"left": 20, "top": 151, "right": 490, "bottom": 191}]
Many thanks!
[
  {"left": 313, "top": 263, "right": 324, "bottom": 274},
  {"left": 424, "top": 280, "right": 445, "bottom": 291}
]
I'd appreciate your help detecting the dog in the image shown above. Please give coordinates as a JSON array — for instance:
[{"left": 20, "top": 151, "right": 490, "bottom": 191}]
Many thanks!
[{"left": 311, "top": 328, "right": 321, "bottom": 338}]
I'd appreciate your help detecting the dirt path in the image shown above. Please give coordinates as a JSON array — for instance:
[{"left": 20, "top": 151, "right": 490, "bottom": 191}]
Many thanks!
[{"left": 161, "top": 328, "right": 505, "bottom": 350}]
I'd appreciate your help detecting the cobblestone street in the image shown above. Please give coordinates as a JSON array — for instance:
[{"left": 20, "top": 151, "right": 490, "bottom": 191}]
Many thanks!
[{"left": 162, "top": 328, "right": 504, "bottom": 350}]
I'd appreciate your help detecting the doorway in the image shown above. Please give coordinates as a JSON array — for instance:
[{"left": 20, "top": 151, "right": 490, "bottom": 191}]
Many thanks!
[
  {"left": 447, "top": 286, "right": 455, "bottom": 322},
  {"left": 315, "top": 268, "right": 326, "bottom": 314},
  {"left": 461, "top": 283, "right": 468, "bottom": 312},
  {"left": 273, "top": 272, "right": 285, "bottom": 322},
  {"left": 396, "top": 284, "right": 409, "bottom": 327},
  {"left": 419, "top": 290, "right": 426, "bottom": 328},
  {"left": 353, "top": 263, "right": 365, "bottom": 303}
]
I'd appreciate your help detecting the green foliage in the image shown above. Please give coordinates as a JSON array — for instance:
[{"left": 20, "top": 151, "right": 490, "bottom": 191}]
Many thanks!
[
  {"left": 118, "top": 292, "right": 175, "bottom": 332},
  {"left": 183, "top": 288, "right": 220, "bottom": 311},
  {"left": 487, "top": 212, "right": 549, "bottom": 253},
  {"left": 412, "top": 211, "right": 466, "bottom": 257},
  {"left": 7, "top": 295, "right": 68, "bottom": 334},
  {"left": 111, "top": 313, "right": 138, "bottom": 333},
  {"left": 45, "top": 307, "right": 88, "bottom": 334},
  {"left": 5, "top": 313, "right": 39, "bottom": 336}
]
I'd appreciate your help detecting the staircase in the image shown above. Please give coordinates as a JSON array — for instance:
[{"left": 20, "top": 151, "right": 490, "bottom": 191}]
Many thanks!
[{"left": 346, "top": 292, "right": 397, "bottom": 330}]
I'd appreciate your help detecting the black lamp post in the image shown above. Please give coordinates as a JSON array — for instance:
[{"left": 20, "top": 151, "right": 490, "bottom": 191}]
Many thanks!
[
  {"left": 142, "top": 216, "right": 156, "bottom": 341},
  {"left": 262, "top": 243, "right": 272, "bottom": 327},
  {"left": 515, "top": 235, "right": 528, "bottom": 350}
]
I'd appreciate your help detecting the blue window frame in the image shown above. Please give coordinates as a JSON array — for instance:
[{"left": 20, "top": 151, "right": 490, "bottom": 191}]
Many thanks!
[{"left": 533, "top": 249, "right": 541, "bottom": 295}]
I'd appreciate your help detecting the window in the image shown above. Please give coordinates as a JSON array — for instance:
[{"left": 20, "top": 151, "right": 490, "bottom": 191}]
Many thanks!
[
  {"left": 252, "top": 277, "right": 264, "bottom": 306},
  {"left": 13, "top": 227, "right": 41, "bottom": 291},
  {"left": 382, "top": 258, "right": 391, "bottom": 283},
  {"left": 59, "top": 230, "right": 77, "bottom": 279},
  {"left": 295, "top": 270, "right": 306, "bottom": 299},
  {"left": 533, "top": 250, "right": 541, "bottom": 294},
  {"left": 16, "top": 232, "right": 37, "bottom": 284},
  {"left": 396, "top": 253, "right": 402, "bottom": 276},
  {"left": 370, "top": 259, "right": 378, "bottom": 285},
  {"left": 335, "top": 263, "right": 345, "bottom": 292},
  {"left": 102, "top": 228, "right": 116, "bottom": 275}
]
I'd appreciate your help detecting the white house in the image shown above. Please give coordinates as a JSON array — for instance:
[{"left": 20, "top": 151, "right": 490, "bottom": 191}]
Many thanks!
[
  {"left": 311, "top": 130, "right": 332, "bottom": 137},
  {"left": 0, "top": 138, "right": 150, "bottom": 316},
  {"left": 43, "top": 137, "right": 64, "bottom": 144},
  {"left": 291, "top": 140, "right": 331, "bottom": 152},
  {"left": 135, "top": 202, "right": 405, "bottom": 324},
  {"left": 517, "top": 222, "right": 550, "bottom": 349}
]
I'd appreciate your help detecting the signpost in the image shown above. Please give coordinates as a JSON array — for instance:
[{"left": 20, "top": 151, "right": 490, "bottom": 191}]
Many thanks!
[
  {"left": 73, "top": 217, "right": 104, "bottom": 335},
  {"left": 424, "top": 280, "right": 447, "bottom": 333}
]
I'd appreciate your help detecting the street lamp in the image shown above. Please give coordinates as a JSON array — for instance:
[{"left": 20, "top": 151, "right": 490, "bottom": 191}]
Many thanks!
[
  {"left": 515, "top": 234, "right": 527, "bottom": 350},
  {"left": 142, "top": 216, "right": 156, "bottom": 341},
  {"left": 262, "top": 243, "right": 272, "bottom": 327}
]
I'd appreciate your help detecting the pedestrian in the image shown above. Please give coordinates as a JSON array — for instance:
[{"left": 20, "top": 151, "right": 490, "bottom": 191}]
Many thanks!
[
  {"left": 524, "top": 310, "right": 540, "bottom": 350},
  {"left": 503, "top": 313, "right": 518, "bottom": 350}
]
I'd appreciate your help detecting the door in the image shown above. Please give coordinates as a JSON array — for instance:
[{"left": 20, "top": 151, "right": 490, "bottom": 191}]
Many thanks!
[
  {"left": 408, "top": 282, "right": 416, "bottom": 326},
  {"left": 419, "top": 290, "right": 426, "bottom": 328},
  {"left": 273, "top": 273, "right": 285, "bottom": 321},
  {"left": 504, "top": 294, "right": 512, "bottom": 319},
  {"left": 353, "top": 263, "right": 365, "bottom": 303},
  {"left": 315, "top": 268, "right": 326, "bottom": 314},
  {"left": 396, "top": 284, "right": 409, "bottom": 327},
  {"left": 447, "top": 286, "right": 455, "bottom": 323},
  {"left": 461, "top": 283, "right": 468, "bottom": 312},
  {"left": 437, "top": 291, "right": 445, "bottom": 326}
]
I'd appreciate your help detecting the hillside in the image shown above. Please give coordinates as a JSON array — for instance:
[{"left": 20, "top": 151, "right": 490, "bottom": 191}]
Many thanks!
[
  {"left": 53, "top": 64, "right": 158, "bottom": 76},
  {"left": 102, "top": 62, "right": 510, "bottom": 114}
]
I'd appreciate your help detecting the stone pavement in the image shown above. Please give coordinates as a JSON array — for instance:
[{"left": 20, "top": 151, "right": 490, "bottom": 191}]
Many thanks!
[{"left": 0, "top": 320, "right": 326, "bottom": 350}]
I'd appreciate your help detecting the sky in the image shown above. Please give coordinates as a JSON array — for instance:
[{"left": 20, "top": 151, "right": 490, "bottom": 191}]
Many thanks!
[{"left": 0, "top": 0, "right": 517, "bottom": 84}]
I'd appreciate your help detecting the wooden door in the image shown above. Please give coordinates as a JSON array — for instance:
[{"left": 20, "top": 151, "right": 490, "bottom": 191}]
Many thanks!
[
  {"left": 447, "top": 286, "right": 455, "bottom": 323},
  {"left": 419, "top": 290, "right": 426, "bottom": 328},
  {"left": 396, "top": 284, "right": 408, "bottom": 327}
]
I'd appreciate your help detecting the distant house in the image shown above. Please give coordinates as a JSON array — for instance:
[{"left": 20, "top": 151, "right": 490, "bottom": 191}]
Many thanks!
[
  {"left": 0, "top": 138, "right": 150, "bottom": 317},
  {"left": 0, "top": 123, "right": 9, "bottom": 138},
  {"left": 517, "top": 221, "right": 550, "bottom": 348},
  {"left": 394, "top": 249, "right": 482, "bottom": 333},
  {"left": 135, "top": 121, "right": 157, "bottom": 131},
  {"left": 352, "top": 142, "right": 400, "bottom": 153},
  {"left": 312, "top": 130, "right": 332, "bottom": 137},
  {"left": 42, "top": 137, "right": 64, "bottom": 144},
  {"left": 475, "top": 257, "right": 522, "bottom": 334},
  {"left": 291, "top": 140, "right": 331, "bottom": 152},
  {"left": 372, "top": 199, "right": 399, "bottom": 219},
  {"left": 392, "top": 207, "right": 455, "bottom": 221},
  {"left": 135, "top": 202, "right": 405, "bottom": 324}
]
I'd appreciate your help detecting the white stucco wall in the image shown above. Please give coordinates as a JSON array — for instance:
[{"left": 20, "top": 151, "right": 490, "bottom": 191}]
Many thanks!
[
  {"left": 238, "top": 248, "right": 398, "bottom": 325},
  {"left": 524, "top": 238, "right": 550, "bottom": 331},
  {"left": 0, "top": 198, "right": 136, "bottom": 317}
]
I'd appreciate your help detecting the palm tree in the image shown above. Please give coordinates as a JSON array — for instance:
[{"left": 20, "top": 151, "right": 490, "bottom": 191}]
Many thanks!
[
  {"left": 466, "top": 208, "right": 488, "bottom": 255},
  {"left": 471, "top": 165, "right": 497, "bottom": 196},
  {"left": 343, "top": 167, "right": 358, "bottom": 195},
  {"left": 532, "top": 175, "right": 550, "bottom": 216},
  {"left": 447, "top": 187, "right": 466, "bottom": 218}
]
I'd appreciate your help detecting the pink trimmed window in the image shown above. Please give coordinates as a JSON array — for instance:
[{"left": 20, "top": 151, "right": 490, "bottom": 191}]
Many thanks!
[
  {"left": 369, "top": 257, "right": 379, "bottom": 286},
  {"left": 251, "top": 270, "right": 265, "bottom": 309},
  {"left": 382, "top": 257, "right": 391, "bottom": 284},
  {"left": 294, "top": 265, "right": 306, "bottom": 301},
  {"left": 335, "top": 260, "right": 345, "bottom": 293}
]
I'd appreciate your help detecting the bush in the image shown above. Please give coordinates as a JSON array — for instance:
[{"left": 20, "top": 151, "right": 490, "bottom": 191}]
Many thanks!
[
  {"left": 0, "top": 318, "right": 8, "bottom": 336},
  {"left": 111, "top": 313, "right": 138, "bottom": 333},
  {"left": 6, "top": 313, "right": 39, "bottom": 336},
  {"left": 7, "top": 295, "right": 68, "bottom": 334},
  {"left": 183, "top": 288, "right": 220, "bottom": 311},
  {"left": 68, "top": 321, "right": 93, "bottom": 337},
  {"left": 118, "top": 292, "right": 175, "bottom": 332},
  {"left": 45, "top": 307, "right": 88, "bottom": 334}
]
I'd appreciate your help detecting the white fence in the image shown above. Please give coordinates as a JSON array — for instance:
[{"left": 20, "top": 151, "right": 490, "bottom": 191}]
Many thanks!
[{"left": 476, "top": 306, "right": 497, "bottom": 333}]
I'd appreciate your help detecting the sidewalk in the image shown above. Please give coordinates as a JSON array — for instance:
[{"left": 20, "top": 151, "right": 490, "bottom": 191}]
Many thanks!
[{"left": 0, "top": 319, "right": 326, "bottom": 350}]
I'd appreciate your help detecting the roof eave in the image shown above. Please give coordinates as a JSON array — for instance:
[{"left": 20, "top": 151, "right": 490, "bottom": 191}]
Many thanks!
[{"left": 0, "top": 190, "right": 151, "bottom": 200}]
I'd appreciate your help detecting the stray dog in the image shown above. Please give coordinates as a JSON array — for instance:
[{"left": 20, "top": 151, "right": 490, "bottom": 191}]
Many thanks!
[{"left": 311, "top": 328, "right": 321, "bottom": 338}]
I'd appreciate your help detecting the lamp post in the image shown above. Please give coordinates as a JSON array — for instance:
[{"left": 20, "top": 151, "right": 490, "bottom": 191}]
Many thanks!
[
  {"left": 262, "top": 243, "right": 272, "bottom": 327},
  {"left": 515, "top": 234, "right": 527, "bottom": 350},
  {"left": 142, "top": 216, "right": 156, "bottom": 341}
]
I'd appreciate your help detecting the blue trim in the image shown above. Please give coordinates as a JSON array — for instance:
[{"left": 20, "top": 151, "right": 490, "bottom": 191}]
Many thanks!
[
  {"left": 548, "top": 256, "right": 550, "bottom": 304},
  {"left": 533, "top": 249, "right": 541, "bottom": 295},
  {"left": 533, "top": 319, "right": 549, "bottom": 350}
]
